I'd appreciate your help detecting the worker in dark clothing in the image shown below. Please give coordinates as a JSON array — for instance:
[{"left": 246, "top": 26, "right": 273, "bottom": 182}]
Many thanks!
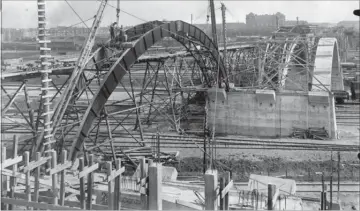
[
  {"left": 350, "top": 81, "right": 356, "bottom": 101},
  {"left": 110, "top": 22, "right": 117, "bottom": 41},
  {"left": 118, "top": 25, "right": 127, "bottom": 42}
]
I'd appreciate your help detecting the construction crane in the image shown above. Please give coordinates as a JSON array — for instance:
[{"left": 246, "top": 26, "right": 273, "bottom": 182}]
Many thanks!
[
  {"left": 209, "top": 0, "right": 218, "bottom": 48},
  {"left": 51, "top": 0, "right": 108, "bottom": 144},
  {"left": 116, "top": 0, "right": 120, "bottom": 24}
]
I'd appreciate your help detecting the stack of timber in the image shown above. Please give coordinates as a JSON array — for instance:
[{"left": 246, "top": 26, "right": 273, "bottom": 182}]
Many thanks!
[
  {"left": 291, "top": 127, "right": 329, "bottom": 140},
  {"left": 307, "top": 127, "right": 329, "bottom": 140},
  {"left": 291, "top": 127, "right": 308, "bottom": 139}
]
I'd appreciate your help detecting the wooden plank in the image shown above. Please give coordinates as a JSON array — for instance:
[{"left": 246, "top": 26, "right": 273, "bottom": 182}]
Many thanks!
[
  {"left": 78, "top": 163, "right": 99, "bottom": 178},
  {"left": 1, "top": 156, "right": 23, "bottom": 169},
  {"left": 23, "top": 157, "right": 51, "bottom": 172},
  {"left": 49, "top": 161, "right": 72, "bottom": 175},
  {"left": 79, "top": 158, "right": 85, "bottom": 209},
  {"left": 107, "top": 166, "right": 125, "bottom": 182},
  {"left": 8, "top": 135, "right": 18, "bottom": 210},
  {"left": 86, "top": 154, "right": 94, "bottom": 210},
  {"left": 23, "top": 151, "right": 31, "bottom": 210},
  {"left": 221, "top": 180, "right": 233, "bottom": 199},
  {"left": 59, "top": 150, "right": 67, "bottom": 206},
  {"left": 51, "top": 151, "right": 58, "bottom": 205},
  {"left": 1, "top": 197, "right": 80, "bottom": 210}
]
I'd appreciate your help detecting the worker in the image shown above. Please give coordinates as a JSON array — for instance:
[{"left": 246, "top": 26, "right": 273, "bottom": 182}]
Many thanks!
[
  {"left": 109, "top": 22, "right": 117, "bottom": 41},
  {"left": 119, "top": 25, "right": 127, "bottom": 43},
  {"left": 350, "top": 81, "right": 356, "bottom": 101}
]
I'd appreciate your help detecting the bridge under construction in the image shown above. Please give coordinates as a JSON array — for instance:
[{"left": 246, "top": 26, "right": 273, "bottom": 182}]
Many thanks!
[{"left": 1, "top": 0, "right": 359, "bottom": 210}]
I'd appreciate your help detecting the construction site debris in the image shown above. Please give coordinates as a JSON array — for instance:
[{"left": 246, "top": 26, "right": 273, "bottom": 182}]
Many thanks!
[{"left": 291, "top": 127, "right": 329, "bottom": 140}]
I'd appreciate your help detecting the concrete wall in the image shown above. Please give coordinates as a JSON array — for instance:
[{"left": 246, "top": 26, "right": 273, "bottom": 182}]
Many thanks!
[{"left": 207, "top": 89, "right": 336, "bottom": 138}]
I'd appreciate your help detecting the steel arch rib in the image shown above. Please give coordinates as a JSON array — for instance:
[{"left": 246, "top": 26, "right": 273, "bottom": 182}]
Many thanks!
[
  {"left": 312, "top": 37, "right": 343, "bottom": 91},
  {"left": 69, "top": 20, "right": 226, "bottom": 161}
]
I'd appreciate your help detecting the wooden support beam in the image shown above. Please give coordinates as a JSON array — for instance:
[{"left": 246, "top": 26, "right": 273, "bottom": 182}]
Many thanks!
[
  {"left": 60, "top": 150, "right": 67, "bottom": 206},
  {"left": 79, "top": 158, "right": 85, "bottom": 209},
  {"left": 114, "top": 159, "right": 122, "bottom": 210},
  {"left": 78, "top": 162, "right": 99, "bottom": 179},
  {"left": 24, "top": 151, "right": 32, "bottom": 210},
  {"left": 106, "top": 166, "right": 125, "bottom": 183},
  {"left": 106, "top": 161, "right": 114, "bottom": 210},
  {"left": 224, "top": 172, "right": 230, "bottom": 210},
  {"left": 49, "top": 161, "right": 72, "bottom": 175},
  {"left": 268, "top": 184, "right": 276, "bottom": 210},
  {"left": 220, "top": 177, "right": 225, "bottom": 210},
  {"left": 1, "top": 156, "right": 23, "bottom": 170},
  {"left": 221, "top": 179, "right": 233, "bottom": 199},
  {"left": 34, "top": 152, "right": 41, "bottom": 205},
  {"left": 205, "top": 169, "right": 218, "bottom": 210},
  {"left": 148, "top": 163, "right": 162, "bottom": 210},
  {"left": 23, "top": 157, "right": 51, "bottom": 172},
  {"left": 8, "top": 135, "right": 18, "bottom": 210},
  {"left": 1, "top": 147, "right": 9, "bottom": 210},
  {"left": 51, "top": 151, "right": 58, "bottom": 205},
  {"left": 86, "top": 154, "right": 94, "bottom": 210},
  {"left": 140, "top": 158, "right": 148, "bottom": 210}
]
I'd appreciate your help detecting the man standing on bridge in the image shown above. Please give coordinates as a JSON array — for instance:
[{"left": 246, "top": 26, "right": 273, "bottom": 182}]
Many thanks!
[
  {"left": 110, "top": 22, "right": 118, "bottom": 41},
  {"left": 118, "top": 25, "right": 127, "bottom": 43}
]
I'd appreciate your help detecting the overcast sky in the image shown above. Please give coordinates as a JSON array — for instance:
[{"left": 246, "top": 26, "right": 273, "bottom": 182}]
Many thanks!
[{"left": 2, "top": 1, "right": 359, "bottom": 28}]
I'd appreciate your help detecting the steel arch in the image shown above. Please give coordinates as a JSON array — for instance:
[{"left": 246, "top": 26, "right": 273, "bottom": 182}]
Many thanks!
[{"left": 69, "top": 20, "right": 227, "bottom": 161}]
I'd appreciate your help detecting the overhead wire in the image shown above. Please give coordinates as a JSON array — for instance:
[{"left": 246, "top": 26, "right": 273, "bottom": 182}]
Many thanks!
[{"left": 64, "top": 0, "right": 90, "bottom": 29}]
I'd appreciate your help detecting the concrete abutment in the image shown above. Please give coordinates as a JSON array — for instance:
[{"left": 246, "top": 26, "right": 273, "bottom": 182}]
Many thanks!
[{"left": 207, "top": 88, "right": 337, "bottom": 139}]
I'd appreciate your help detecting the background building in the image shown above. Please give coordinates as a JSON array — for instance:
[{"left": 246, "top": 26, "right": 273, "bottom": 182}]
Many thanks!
[{"left": 246, "top": 12, "right": 286, "bottom": 29}]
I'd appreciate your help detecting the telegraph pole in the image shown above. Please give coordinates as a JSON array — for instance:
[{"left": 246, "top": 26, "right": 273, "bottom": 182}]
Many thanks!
[{"left": 209, "top": 0, "right": 218, "bottom": 48}]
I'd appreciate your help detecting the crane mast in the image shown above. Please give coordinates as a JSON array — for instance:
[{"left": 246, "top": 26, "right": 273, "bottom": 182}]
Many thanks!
[
  {"left": 51, "top": 0, "right": 108, "bottom": 143},
  {"left": 116, "top": 0, "right": 120, "bottom": 24},
  {"left": 209, "top": 0, "right": 218, "bottom": 49}
]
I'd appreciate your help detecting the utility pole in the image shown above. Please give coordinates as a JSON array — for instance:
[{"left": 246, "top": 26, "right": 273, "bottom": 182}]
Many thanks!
[
  {"left": 221, "top": 3, "right": 228, "bottom": 75},
  {"left": 330, "top": 152, "right": 333, "bottom": 210},
  {"left": 116, "top": 0, "right": 120, "bottom": 24},
  {"left": 209, "top": 0, "right": 218, "bottom": 48},
  {"left": 296, "top": 17, "right": 299, "bottom": 25},
  {"left": 191, "top": 14, "right": 193, "bottom": 25}
]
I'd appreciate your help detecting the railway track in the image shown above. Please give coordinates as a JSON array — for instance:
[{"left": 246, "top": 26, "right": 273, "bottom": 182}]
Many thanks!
[{"left": 336, "top": 103, "right": 360, "bottom": 126}]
